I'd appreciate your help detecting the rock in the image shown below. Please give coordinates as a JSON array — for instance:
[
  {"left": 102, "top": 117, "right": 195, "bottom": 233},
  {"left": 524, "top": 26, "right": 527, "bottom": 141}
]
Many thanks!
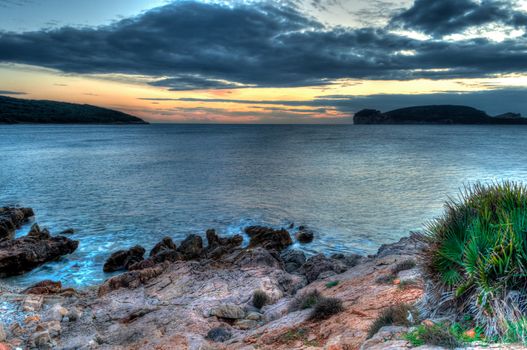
[
  {"left": 298, "top": 254, "right": 348, "bottom": 282},
  {"left": 150, "top": 236, "right": 177, "bottom": 256},
  {"left": 229, "top": 247, "right": 282, "bottom": 269},
  {"left": 0, "top": 207, "right": 34, "bottom": 241},
  {"left": 37, "top": 320, "right": 62, "bottom": 337},
  {"left": 0, "top": 343, "right": 9, "bottom": 350},
  {"left": 206, "top": 327, "right": 232, "bottom": 342},
  {"left": 24, "top": 315, "right": 41, "bottom": 324},
  {"left": 67, "top": 307, "right": 82, "bottom": 322},
  {"left": 234, "top": 319, "right": 258, "bottom": 330},
  {"left": 23, "top": 280, "right": 63, "bottom": 294},
  {"left": 30, "top": 330, "right": 53, "bottom": 349},
  {"left": 178, "top": 234, "right": 203, "bottom": 259},
  {"left": 330, "top": 253, "right": 363, "bottom": 268},
  {"left": 98, "top": 262, "right": 168, "bottom": 296},
  {"left": 360, "top": 326, "right": 409, "bottom": 350},
  {"left": 46, "top": 304, "right": 68, "bottom": 321},
  {"left": 206, "top": 229, "right": 243, "bottom": 251},
  {"left": 246, "top": 311, "right": 263, "bottom": 321},
  {"left": 103, "top": 245, "right": 145, "bottom": 272},
  {"left": 0, "top": 229, "right": 78, "bottom": 277},
  {"left": 295, "top": 228, "right": 314, "bottom": 243},
  {"left": 0, "top": 323, "right": 5, "bottom": 342},
  {"left": 244, "top": 226, "right": 293, "bottom": 251},
  {"left": 59, "top": 228, "right": 75, "bottom": 235},
  {"left": 280, "top": 249, "right": 306, "bottom": 273},
  {"left": 22, "top": 295, "right": 43, "bottom": 312},
  {"left": 397, "top": 268, "right": 421, "bottom": 284},
  {"left": 209, "top": 304, "right": 246, "bottom": 319}
]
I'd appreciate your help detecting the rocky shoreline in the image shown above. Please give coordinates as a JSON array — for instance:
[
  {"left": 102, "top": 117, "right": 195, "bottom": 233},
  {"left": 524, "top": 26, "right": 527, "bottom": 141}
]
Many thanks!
[{"left": 0, "top": 207, "right": 522, "bottom": 349}]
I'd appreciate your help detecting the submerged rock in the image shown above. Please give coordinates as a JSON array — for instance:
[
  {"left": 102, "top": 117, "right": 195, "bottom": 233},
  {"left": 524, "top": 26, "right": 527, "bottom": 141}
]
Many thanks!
[
  {"left": 295, "top": 228, "right": 314, "bottom": 243},
  {"left": 0, "top": 207, "right": 34, "bottom": 241},
  {"left": 103, "top": 245, "right": 145, "bottom": 273},
  {"left": 0, "top": 228, "right": 78, "bottom": 277},
  {"left": 245, "top": 226, "right": 293, "bottom": 251}
]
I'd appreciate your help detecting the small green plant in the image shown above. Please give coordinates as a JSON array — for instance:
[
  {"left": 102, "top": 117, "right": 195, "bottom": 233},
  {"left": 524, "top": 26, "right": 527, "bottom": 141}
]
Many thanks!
[
  {"left": 309, "top": 297, "right": 344, "bottom": 321},
  {"left": 405, "top": 324, "right": 460, "bottom": 349},
  {"left": 375, "top": 274, "right": 395, "bottom": 284},
  {"left": 325, "top": 280, "right": 339, "bottom": 288},
  {"left": 367, "top": 303, "right": 419, "bottom": 338},
  {"left": 289, "top": 289, "right": 322, "bottom": 311},
  {"left": 502, "top": 318, "right": 527, "bottom": 344},
  {"left": 252, "top": 290, "right": 269, "bottom": 309},
  {"left": 392, "top": 259, "right": 416, "bottom": 274}
]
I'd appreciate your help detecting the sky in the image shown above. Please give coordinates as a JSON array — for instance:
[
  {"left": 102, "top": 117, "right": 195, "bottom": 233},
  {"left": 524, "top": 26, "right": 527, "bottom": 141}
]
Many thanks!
[{"left": 0, "top": 0, "right": 526, "bottom": 123}]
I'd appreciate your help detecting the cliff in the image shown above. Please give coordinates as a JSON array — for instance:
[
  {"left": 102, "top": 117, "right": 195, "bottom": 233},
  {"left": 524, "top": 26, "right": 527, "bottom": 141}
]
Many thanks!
[
  {"left": 0, "top": 95, "right": 147, "bottom": 124},
  {"left": 354, "top": 105, "right": 527, "bottom": 124}
]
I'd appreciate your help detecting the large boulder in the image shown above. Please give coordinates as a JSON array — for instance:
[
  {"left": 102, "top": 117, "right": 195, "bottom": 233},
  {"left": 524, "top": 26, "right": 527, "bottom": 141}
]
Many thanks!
[
  {"left": 245, "top": 226, "right": 292, "bottom": 251},
  {"left": 98, "top": 262, "right": 169, "bottom": 296},
  {"left": 178, "top": 234, "right": 203, "bottom": 259},
  {"left": 295, "top": 227, "right": 314, "bottom": 244},
  {"left": 103, "top": 245, "right": 145, "bottom": 273},
  {"left": 149, "top": 237, "right": 177, "bottom": 257},
  {"left": 280, "top": 249, "right": 306, "bottom": 273},
  {"left": 0, "top": 228, "right": 78, "bottom": 277},
  {"left": 298, "top": 254, "right": 348, "bottom": 282},
  {"left": 0, "top": 207, "right": 34, "bottom": 241}
]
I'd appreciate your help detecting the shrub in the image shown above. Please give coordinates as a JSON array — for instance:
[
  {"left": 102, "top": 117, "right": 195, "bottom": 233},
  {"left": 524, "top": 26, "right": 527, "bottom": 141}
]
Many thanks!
[
  {"left": 406, "top": 324, "right": 460, "bottom": 349},
  {"left": 367, "top": 303, "right": 419, "bottom": 338},
  {"left": 422, "top": 181, "right": 527, "bottom": 338},
  {"left": 325, "top": 280, "right": 339, "bottom": 288},
  {"left": 252, "top": 290, "right": 269, "bottom": 309},
  {"left": 375, "top": 274, "right": 396, "bottom": 284},
  {"left": 309, "top": 297, "right": 344, "bottom": 321},
  {"left": 289, "top": 289, "right": 322, "bottom": 311}
]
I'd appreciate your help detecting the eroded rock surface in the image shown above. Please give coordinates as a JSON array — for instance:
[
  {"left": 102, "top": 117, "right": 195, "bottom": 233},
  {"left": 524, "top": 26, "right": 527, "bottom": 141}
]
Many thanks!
[
  {"left": 0, "top": 207, "right": 34, "bottom": 241},
  {"left": 1, "top": 227, "right": 430, "bottom": 350},
  {"left": 0, "top": 224, "right": 78, "bottom": 277}
]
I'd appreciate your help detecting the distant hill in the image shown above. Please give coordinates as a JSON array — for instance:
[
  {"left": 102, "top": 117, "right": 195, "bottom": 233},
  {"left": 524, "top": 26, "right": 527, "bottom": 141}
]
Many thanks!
[
  {"left": 0, "top": 95, "right": 147, "bottom": 124},
  {"left": 354, "top": 105, "right": 527, "bottom": 124}
]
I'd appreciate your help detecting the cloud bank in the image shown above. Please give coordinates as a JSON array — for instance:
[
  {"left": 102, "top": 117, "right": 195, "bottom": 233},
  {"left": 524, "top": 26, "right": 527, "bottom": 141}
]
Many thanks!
[{"left": 0, "top": 0, "right": 526, "bottom": 91}]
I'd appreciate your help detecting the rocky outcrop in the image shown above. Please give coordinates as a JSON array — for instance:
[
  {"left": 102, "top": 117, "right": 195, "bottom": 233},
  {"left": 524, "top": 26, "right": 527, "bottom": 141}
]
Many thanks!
[
  {"left": 0, "top": 226, "right": 431, "bottom": 350},
  {"left": 103, "top": 245, "right": 146, "bottom": 272},
  {"left": 245, "top": 226, "right": 293, "bottom": 251},
  {"left": 0, "top": 223, "right": 78, "bottom": 277},
  {"left": 0, "top": 207, "right": 34, "bottom": 241}
]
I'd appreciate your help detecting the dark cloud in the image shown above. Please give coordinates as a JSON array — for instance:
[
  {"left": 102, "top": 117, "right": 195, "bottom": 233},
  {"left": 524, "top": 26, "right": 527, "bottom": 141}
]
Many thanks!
[
  {"left": 0, "top": 1, "right": 526, "bottom": 90},
  {"left": 391, "top": 0, "right": 527, "bottom": 36},
  {"left": 0, "top": 89, "right": 26, "bottom": 95}
]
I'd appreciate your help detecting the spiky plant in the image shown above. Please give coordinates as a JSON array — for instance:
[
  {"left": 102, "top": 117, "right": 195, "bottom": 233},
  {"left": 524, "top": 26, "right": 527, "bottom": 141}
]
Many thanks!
[{"left": 422, "top": 181, "right": 527, "bottom": 339}]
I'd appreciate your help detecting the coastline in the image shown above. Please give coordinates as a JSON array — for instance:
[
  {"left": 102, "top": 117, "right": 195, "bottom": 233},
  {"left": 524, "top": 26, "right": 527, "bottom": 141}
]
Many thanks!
[{"left": 0, "top": 222, "right": 426, "bottom": 350}]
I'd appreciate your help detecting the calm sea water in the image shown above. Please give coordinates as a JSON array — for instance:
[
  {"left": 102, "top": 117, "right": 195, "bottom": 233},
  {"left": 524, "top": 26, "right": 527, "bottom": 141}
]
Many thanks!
[{"left": 1, "top": 124, "right": 527, "bottom": 288}]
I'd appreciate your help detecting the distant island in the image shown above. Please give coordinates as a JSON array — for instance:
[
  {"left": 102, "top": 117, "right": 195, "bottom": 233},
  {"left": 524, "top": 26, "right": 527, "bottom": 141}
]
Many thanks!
[
  {"left": 354, "top": 105, "right": 527, "bottom": 124},
  {"left": 0, "top": 95, "right": 147, "bottom": 124}
]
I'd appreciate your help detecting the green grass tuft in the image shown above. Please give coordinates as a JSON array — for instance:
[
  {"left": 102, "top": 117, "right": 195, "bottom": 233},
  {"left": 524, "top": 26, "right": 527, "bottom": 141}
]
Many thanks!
[
  {"left": 325, "top": 280, "right": 339, "bottom": 288},
  {"left": 289, "top": 289, "right": 322, "bottom": 312},
  {"left": 367, "top": 303, "right": 419, "bottom": 338},
  {"left": 308, "top": 297, "right": 344, "bottom": 321},
  {"left": 405, "top": 324, "right": 460, "bottom": 349},
  {"left": 422, "top": 181, "right": 527, "bottom": 339}
]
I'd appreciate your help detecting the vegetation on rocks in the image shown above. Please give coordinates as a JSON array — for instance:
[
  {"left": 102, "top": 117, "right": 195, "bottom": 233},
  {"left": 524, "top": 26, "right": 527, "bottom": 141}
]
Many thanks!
[
  {"left": 405, "top": 323, "right": 461, "bottom": 349},
  {"left": 252, "top": 289, "right": 269, "bottom": 309},
  {"left": 422, "top": 181, "right": 527, "bottom": 339},
  {"left": 289, "top": 289, "right": 322, "bottom": 311},
  {"left": 367, "top": 303, "right": 419, "bottom": 338},
  {"left": 308, "top": 297, "right": 343, "bottom": 321}
]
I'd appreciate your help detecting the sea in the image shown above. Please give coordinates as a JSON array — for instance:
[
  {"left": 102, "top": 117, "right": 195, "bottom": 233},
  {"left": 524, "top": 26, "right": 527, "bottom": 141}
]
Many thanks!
[{"left": 1, "top": 124, "right": 527, "bottom": 288}]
